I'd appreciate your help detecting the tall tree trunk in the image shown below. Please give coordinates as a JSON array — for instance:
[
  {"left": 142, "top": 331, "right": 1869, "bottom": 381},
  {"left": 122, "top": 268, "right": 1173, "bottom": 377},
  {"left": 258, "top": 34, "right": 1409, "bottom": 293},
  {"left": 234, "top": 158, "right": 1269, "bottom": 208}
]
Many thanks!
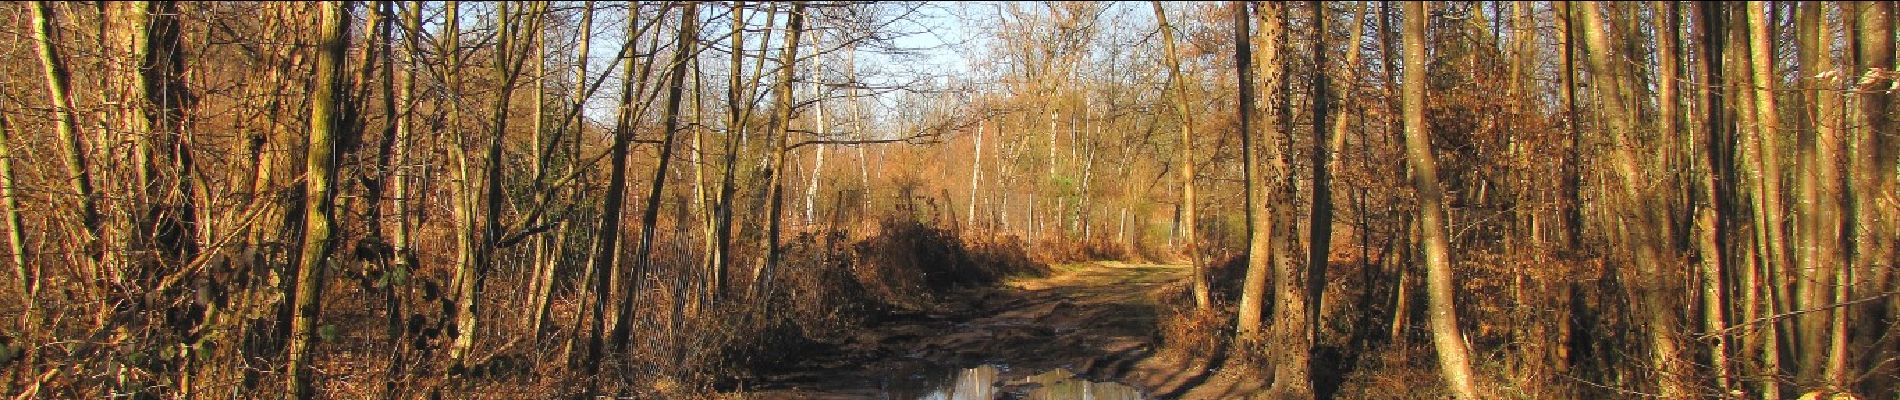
[
  {"left": 1555, "top": 2, "right": 1583, "bottom": 252},
  {"left": 803, "top": 27, "right": 826, "bottom": 228},
  {"left": 1231, "top": 0, "right": 1276, "bottom": 343},
  {"left": 1745, "top": 4, "right": 1788, "bottom": 396},
  {"left": 1852, "top": 4, "right": 1897, "bottom": 389},
  {"left": 968, "top": 119, "right": 985, "bottom": 229},
  {"left": 612, "top": 0, "right": 697, "bottom": 351},
  {"left": 0, "top": 108, "right": 34, "bottom": 356},
  {"left": 128, "top": 0, "right": 199, "bottom": 272},
  {"left": 524, "top": 0, "right": 557, "bottom": 337},
  {"left": 753, "top": 1, "right": 807, "bottom": 303},
  {"left": 1801, "top": 2, "right": 1853, "bottom": 390},
  {"left": 1403, "top": 3, "right": 1481, "bottom": 398},
  {"left": 1695, "top": 2, "right": 1737, "bottom": 394},
  {"left": 1578, "top": 2, "right": 1690, "bottom": 397},
  {"left": 383, "top": 2, "right": 417, "bottom": 396},
  {"left": 1305, "top": 0, "right": 1334, "bottom": 347},
  {"left": 1726, "top": 5, "right": 1772, "bottom": 394},
  {"left": 586, "top": 1, "right": 644, "bottom": 384},
  {"left": 441, "top": 0, "right": 484, "bottom": 372},
  {"left": 1151, "top": 0, "right": 1210, "bottom": 309},
  {"left": 1793, "top": 1, "right": 1830, "bottom": 384},
  {"left": 285, "top": 2, "right": 350, "bottom": 398},
  {"left": 31, "top": 1, "right": 104, "bottom": 273},
  {"left": 712, "top": 1, "right": 774, "bottom": 302}
]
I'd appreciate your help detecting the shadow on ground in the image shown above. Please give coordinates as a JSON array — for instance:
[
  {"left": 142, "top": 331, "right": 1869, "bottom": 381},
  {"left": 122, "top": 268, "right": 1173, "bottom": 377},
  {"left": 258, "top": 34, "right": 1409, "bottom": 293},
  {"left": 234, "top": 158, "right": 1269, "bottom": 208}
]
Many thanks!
[{"left": 740, "top": 262, "right": 1267, "bottom": 399}]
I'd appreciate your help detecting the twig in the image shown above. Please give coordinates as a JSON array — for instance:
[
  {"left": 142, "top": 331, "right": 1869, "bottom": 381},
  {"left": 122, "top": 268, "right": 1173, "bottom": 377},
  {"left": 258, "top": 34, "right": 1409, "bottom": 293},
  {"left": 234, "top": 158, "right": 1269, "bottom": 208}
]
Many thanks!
[
  {"left": 1700, "top": 290, "right": 1898, "bottom": 339},
  {"left": 13, "top": 368, "right": 58, "bottom": 400}
]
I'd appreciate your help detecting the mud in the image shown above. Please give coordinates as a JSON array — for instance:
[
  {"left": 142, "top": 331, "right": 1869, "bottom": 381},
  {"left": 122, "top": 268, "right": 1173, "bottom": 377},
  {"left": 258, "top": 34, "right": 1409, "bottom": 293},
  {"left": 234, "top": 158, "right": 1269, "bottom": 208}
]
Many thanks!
[{"left": 741, "top": 262, "right": 1263, "bottom": 399}]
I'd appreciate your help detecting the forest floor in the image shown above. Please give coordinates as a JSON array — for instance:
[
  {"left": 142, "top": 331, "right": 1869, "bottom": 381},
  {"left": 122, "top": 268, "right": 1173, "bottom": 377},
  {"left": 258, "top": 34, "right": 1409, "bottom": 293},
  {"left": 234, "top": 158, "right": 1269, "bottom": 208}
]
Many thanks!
[{"left": 740, "top": 261, "right": 1267, "bottom": 399}]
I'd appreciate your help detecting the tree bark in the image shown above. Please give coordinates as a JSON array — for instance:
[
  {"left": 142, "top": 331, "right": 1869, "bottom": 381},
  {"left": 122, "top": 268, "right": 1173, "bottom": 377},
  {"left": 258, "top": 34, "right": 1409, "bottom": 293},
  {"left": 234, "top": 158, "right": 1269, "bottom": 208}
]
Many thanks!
[
  {"left": 613, "top": 0, "right": 697, "bottom": 351},
  {"left": 1852, "top": 4, "right": 1897, "bottom": 388},
  {"left": 1555, "top": 2, "right": 1583, "bottom": 252},
  {"left": 586, "top": 0, "right": 645, "bottom": 385},
  {"left": 285, "top": 2, "right": 350, "bottom": 398},
  {"left": 1694, "top": 2, "right": 1737, "bottom": 394},
  {"left": 753, "top": 1, "right": 807, "bottom": 303},
  {"left": 1579, "top": 2, "right": 1691, "bottom": 397},
  {"left": 1800, "top": 1, "right": 1853, "bottom": 390},
  {"left": 1151, "top": 1, "right": 1210, "bottom": 309},
  {"left": 1231, "top": 0, "right": 1276, "bottom": 343},
  {"left": 1745, "top": 4, "right": 1788, "bottom": 396},
  {"left": 31, "top": 1, "right": 104, "bottom": 271},
  {"left": 1403, "top": 3, "right": 1481, "bottom": 398},
  {"left": 127, "top": 0, "right": 199, "bottom": 271},
  {"left": 1305, "top": 0, "right": 1334, "bottom": 348},
  {"left": 0, "top": 108, "right": 34, "bottom": 344}
]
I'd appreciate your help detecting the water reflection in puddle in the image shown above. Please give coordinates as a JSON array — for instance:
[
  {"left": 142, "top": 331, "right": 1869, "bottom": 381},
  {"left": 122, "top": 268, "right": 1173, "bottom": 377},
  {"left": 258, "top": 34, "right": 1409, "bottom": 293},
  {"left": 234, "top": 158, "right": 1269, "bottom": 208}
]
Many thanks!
[{"left": 910, "top": 365, "right": 1144, "bottom": 400}]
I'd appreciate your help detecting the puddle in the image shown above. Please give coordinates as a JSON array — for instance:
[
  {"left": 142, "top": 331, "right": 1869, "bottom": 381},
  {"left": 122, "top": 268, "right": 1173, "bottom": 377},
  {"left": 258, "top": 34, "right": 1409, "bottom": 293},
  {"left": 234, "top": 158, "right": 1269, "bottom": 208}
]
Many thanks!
[{"left": 901, "top": 365, "right": 1145, "bottom": 400}]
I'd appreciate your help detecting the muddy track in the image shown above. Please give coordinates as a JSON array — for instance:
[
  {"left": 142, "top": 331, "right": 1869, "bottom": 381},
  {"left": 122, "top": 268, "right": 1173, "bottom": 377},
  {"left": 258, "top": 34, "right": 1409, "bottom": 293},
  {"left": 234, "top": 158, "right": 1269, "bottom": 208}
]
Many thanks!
[{"left": 744, "top": 262, "right": 1189, "bottom": 399}]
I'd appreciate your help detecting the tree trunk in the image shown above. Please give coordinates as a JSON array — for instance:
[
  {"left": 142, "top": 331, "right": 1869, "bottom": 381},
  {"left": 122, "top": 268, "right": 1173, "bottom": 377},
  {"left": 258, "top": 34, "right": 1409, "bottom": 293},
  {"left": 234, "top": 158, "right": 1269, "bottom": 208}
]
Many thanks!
[
  {"left": 31, "top": 1, "right": 104, "bottom": 272},
  {"left": 1151, "top": 1, "right": 1210, "bottom": 309},
  {"left": 1800, "top": 2, "right": 1852, "bottom": 390},
  {"left": 1555, "top": 2, "right": 1583, "bottom": 252},
  {"left": 440, "top": 0, "right": 483, "bottom": 371},
  {"left": 285, "top": 2, "right": 349, "bottom": 398},
  {"left": 1852, "top": 4, "right": 1897, "bottom": 390},
  {"left": 1745, "top": 4, "right": 1788, "bottom": 396},
  {"left": 712, "top": 1, "right": 773, "bottom": 302},
  {"left": 1694, "top": 2, "right": 1737, "bottom": 394},
  {"left": 1305, "top": 0, "right": 1335, "bottom": 348},
  {"left": 1578, "top": 2, "right": 1690, "bottom": 397},
  {"left": 127, "top": 0, "right": 199, "bottom": 272},
  {"left": 1233, "top": 0, "right": 1282, "bottom": 343},
  {"left": 0, "top": 107, "right": 34, "bottom": 351},
  {"left": 613, "top": 0, "right": 697, "bottom": 351},
  {"left": 383, "top": 2, "right": 417, "bottom": 396},
  {"left": 1403, "top": 3, "right": 1481, "bottom": 398},
  {"left": 753, "top": 1, "right": 807, "bottom": 303},
  {"left": 585, "top": 0, "right": 645, "bottom": 385}
]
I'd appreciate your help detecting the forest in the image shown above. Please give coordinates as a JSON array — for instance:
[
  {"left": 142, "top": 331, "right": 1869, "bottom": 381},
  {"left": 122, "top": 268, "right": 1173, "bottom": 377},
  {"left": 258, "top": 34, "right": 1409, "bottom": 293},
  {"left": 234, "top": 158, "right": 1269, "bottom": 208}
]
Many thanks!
[{"left": 0, "top": 1, "right": 1896, "bottom": 399}]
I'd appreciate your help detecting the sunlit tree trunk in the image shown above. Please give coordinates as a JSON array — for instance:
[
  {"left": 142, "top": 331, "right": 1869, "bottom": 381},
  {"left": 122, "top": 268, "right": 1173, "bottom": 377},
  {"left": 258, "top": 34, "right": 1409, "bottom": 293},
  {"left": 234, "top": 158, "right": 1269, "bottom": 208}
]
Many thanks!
[
  {"left": 524, "top": 0, "right": 560, "bottom": 337},
  {"left": 754, "top": 1, "right": 807, "bottom": 303},
  {"left": 1694, "top": 2, "right": 1737, "bottom": 394},
  {"left": 1304, "top": 0, "right": 1334, "bottom": 348},
  {"left": 1151, "top": 1, "right": 1209, "bottom": 309},
  {"left": 586, "top": 1, "right": 645, "bottom": 385},
  {"left": 440, "top": 0, "right": 483, "bottom": 371},
  {"left": 967, "top": 119, "right": 984, "bottom": 229},
  {"left": 0, "top": 107, "right": 34, "bottom": 367},
  {"left": 285, "top": 2, "right": 349, "bottom": 398},
  {"left": 381, "top": 2, "right": 415, "bottom": 396},
  {"left": 31, "top": 1, "right": 104, "bottom": 273},
  {"left": 803, "top": 26, "right": 826, "bottom": 228},
  {"left": 1403, "top": 3, "right": 1480, "bottom": 398},
  {"left": 1234, "top": 0, "right": 1285, "bottom": 343},
  {"left": 1579, "top": 2, "right": 1690, "bottom": 397},
  {"left": 613, "top": 0, "right": 697, "bottom": 351},
  {"left": 1744, "top": 4, "right": 1787, "bottom": 396},
  {"left": 1793, "top": 1, "right": 1829, "bottom": 384},
  {"left": 126, "top": 0, "right": 199, "bottom": 274},
  {"left": 1852, "top": 5, "right": 1897, "bottom": 389},
  {"left": 712, "top": 1, "right": 773, "bottom": 302},
  {"left": 1554, "top": 2, "right": 1583, "bottom": 252},
  {"left": 1798, "top": 2, "right": 1854, "bottom": 390}
]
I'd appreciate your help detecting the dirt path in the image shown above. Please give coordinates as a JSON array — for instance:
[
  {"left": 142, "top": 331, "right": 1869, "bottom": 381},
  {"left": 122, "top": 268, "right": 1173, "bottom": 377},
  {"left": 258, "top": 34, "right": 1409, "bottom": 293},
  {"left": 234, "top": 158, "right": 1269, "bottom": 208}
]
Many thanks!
[
  {"left": 744, "top": 261, "right": 1178, "bottom": 396},
  {"left": 745, "top": 262, "right": 1215, "bottom": 399}
]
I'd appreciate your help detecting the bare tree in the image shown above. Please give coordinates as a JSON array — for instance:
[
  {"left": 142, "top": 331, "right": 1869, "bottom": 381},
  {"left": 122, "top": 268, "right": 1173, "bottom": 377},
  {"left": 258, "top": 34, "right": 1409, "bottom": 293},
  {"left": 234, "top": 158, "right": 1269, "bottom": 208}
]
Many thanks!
[
  {"left": 285, "top": 2, "right": 351, "bottom": 398},
  {"left": 1403, "top": 3, "right": 1480, "bottom": 398}
]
